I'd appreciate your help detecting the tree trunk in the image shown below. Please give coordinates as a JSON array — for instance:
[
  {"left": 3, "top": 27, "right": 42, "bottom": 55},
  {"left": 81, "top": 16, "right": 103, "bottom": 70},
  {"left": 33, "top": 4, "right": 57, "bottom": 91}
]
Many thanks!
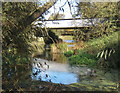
[
  {"left": 15, "top": 0, "right": 58, "bottom": 33},
  {"left": 7, "top": 0, "right": 58, "bottom": 51},
  {"left": 23, "top": 0, "right": 58, "bottom": 28}
]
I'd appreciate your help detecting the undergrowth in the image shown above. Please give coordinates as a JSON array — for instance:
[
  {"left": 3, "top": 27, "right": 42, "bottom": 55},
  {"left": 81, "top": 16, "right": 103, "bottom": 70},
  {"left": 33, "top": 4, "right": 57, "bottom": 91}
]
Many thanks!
[
  {"left": 67, "top": 51, "right": 98, "bottom": 67},
  {"left": 65, "top": 31, "right": 119, "bottom": 68}
]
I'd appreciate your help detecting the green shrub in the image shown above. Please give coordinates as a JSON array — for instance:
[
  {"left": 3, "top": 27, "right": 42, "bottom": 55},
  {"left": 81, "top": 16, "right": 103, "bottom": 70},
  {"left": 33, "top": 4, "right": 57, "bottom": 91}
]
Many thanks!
[
  {"left": 2, "top": 48, "right": 31, "bottom": 65},
  {"left": 64, "top": 51, "right": 74, "bottom": 57},
  {"left": 66, "top": 31, "right": 119, "bottom": 69},
  {"left": 84, "top": 32, "right": 118, "bottom": 53},
  {"left": 68, "top": 53, "right": 98, "bottom": 67}
]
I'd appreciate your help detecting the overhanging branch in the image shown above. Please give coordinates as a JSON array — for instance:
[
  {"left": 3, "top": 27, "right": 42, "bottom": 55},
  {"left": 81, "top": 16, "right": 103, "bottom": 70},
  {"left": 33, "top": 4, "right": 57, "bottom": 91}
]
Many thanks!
[{"left": 25, "top": 0, "right": 58, "bottom": 27}]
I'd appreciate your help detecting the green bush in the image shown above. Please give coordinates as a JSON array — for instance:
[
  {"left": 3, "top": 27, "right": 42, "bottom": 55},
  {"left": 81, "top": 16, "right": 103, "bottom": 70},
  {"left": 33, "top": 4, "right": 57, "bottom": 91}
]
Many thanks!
[
  {"left": 85, "top": 31, "right": 119, "bottom": 69},
  {"left": 64, "top": 51, "right": 74, "bottom": 57},
  {"left": 84, "top": 32, "right": 118, "bottom": 53},
  {"left": 68, "top": 53, "right": 98, "bottom": 67},
  {"left": 66, "top": 31, "right": 119, "bottom": 69},
  {"left": 2, "top": 48, "right": 31, "bottom": 65}
]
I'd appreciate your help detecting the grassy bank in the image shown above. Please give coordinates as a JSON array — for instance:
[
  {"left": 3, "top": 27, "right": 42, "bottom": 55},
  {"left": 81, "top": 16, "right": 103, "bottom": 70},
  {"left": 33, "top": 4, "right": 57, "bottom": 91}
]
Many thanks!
[
  {"left": 84, "top": 31, "right": 118, "bottom": 54},
  {"left": 65, "top": 31, "right": 119, "bottom": 68},
  {"left": 65, "top": 50, "right": 98, "bottom": 67}
]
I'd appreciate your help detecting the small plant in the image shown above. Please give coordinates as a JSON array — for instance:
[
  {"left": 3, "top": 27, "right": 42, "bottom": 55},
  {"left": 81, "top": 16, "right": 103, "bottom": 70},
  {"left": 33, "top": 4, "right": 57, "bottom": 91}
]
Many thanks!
[{"left": 64, "top": 51, "right": 74, "bottom": 57}]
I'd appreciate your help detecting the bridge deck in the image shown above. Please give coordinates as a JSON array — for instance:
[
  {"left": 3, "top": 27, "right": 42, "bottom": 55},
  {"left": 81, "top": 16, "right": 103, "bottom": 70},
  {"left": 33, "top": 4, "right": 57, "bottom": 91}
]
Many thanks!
[{"left": 35, "top": 18, "right": 101, "bottom": 29}]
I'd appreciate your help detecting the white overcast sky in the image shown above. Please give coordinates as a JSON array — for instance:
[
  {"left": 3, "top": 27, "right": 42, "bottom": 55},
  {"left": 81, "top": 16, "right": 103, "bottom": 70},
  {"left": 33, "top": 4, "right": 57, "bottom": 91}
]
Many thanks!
[
  {"left": 43, "top": 0, "right": 79, "bottom": 19},
  {"left": 35, "top": 0, "right": 98, "bottom": 28}
]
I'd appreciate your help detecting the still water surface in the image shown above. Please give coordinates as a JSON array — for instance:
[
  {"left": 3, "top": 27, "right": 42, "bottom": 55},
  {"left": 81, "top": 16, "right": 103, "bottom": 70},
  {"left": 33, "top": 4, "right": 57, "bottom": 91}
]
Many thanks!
[
  {"left": 31, "top": 39, "right": 119, "bottom": 86},
  {"left": 3, "top": 38, "right": 119, "bottom": 91},
  {"left": 31, "top": 39, "right": 81, "bottom": 84},
  {"left": 31, "top": 58, "right": 80, "bottom": 85}
]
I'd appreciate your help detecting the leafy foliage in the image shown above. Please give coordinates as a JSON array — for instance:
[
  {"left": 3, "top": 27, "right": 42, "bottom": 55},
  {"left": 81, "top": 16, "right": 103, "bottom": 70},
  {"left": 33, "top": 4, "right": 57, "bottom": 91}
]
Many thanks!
[
  {"left": 3, "top": 50, "right": 31, "bottom": 65},
  {"left": 68, "top": 52, "right": 98, "bottom": 67},
  {"left": 2, "top": 2, "right": 38, "bottom": 54},
  {"left": 97, "top": 48, "right": 115, "bottom": 60},
  {"left": 48, "top": 13, "right": 65, "bottom": 20},
  {"left": 2, "top": 1, "right": 58, "bottom": 65},
  {"left": 44, "top": 30, "right": 62, "bottom": 44},
  {"left": 79, "top": 31, "right": 119, "bottom": 69},
  {"left": 66, "top": 31, "right": 119, "bottom": 69},
  {"left": 74, "top": 2, "right": 119, "bottom": 41},
  {"left": 84, "top": 31, "right": 118, "bottom": 54},
  {"left": 2, "top": 2, "right": 39, "bottom": 65},
  {"left": 64, "top": 50, "right": 73, "bottom": 57}
]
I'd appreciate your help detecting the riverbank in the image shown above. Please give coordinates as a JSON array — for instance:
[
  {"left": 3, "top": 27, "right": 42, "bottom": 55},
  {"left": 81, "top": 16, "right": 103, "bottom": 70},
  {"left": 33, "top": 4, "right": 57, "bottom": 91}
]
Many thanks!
[
  {"left": 2, "top": 62, "right": 119, "bottom": 92},
  {"left": 65, "top": 31, "right": 119, "bottom": 68},
  {"left": 63, "top": 31, "right": 120, "bottom": 92},
  {"left": 2, "top": 32, "right": 119, "bottom": 92}
]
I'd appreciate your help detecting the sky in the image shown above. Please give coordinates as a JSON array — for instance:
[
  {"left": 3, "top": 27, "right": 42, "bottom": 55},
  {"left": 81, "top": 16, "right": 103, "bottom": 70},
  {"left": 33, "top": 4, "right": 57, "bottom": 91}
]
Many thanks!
[
  {"left": 35, "top": 0, "right": 92, "bottom": 28},
  {"left": 35, "top": 0, "right": 101, "bottom": 28},
  {"left": 43, "top": 0, "right": 79, "bottom": 19},
  {"left": 35, "top": 0, "right": 78, "bottom": 27}
]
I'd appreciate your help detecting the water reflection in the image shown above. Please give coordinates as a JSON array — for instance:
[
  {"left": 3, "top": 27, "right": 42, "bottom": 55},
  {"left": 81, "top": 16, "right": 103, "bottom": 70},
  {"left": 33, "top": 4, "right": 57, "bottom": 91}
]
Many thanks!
[
  {"left": 41, "top": 47, "right": 67, "bottom": 63},
  {"left": 43, "top": 39, "right": 75, "bottom": 62},
  {"left": 67, "top": 45, "right": 75, "bottom": 47},
  {"left": 63, "top": 40, "right": 74, "bottom": 43},
  {"left": 32, "top": 70, "right": 78, "bottom": 85},
  {"left": 63, "top": 40, "right": 75, "bottom": 48},
  {"left": 31, "top": 58, "right": 79, "bottom": 85},
  {"left": 31, "top": 39, "right": 78, "bottom": 84}
]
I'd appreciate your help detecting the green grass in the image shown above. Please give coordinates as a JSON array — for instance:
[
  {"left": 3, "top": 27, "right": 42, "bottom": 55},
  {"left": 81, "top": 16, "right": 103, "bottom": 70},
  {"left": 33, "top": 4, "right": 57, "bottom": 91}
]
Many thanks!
[
  {"left": 84, "top": 31, "right": 119, "bottom": 53},
  {"left": 65, "top": 31, "right": 119, "bottom": 68}
]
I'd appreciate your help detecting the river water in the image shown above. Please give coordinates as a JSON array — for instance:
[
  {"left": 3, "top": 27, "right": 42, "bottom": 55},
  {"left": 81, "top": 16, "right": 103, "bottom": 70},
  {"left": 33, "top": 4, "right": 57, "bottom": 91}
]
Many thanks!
[
  {"left": 31, "top": 58, "right": 80, "bottom": 85},
  {"left": 31, "top": 39, "right": 82, "bottom": 84},
  {"left": 2, "top": 37, "right": 119, "bottom": 91},
  {"left": 30, "top": 38, "right": 119, "bottom": 87}
]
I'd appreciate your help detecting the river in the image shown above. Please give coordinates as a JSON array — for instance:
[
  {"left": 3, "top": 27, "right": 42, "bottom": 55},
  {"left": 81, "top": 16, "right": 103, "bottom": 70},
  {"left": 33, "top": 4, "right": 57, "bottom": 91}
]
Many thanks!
[
  {"left": 31, "top": 37, "right": 81, "bottom": 85},
  {"left": 31, "top": 36, "right": 119, "bottom": 89},
  {"left": 2, "top": 36, "right": 119, "bottom": 91}
]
